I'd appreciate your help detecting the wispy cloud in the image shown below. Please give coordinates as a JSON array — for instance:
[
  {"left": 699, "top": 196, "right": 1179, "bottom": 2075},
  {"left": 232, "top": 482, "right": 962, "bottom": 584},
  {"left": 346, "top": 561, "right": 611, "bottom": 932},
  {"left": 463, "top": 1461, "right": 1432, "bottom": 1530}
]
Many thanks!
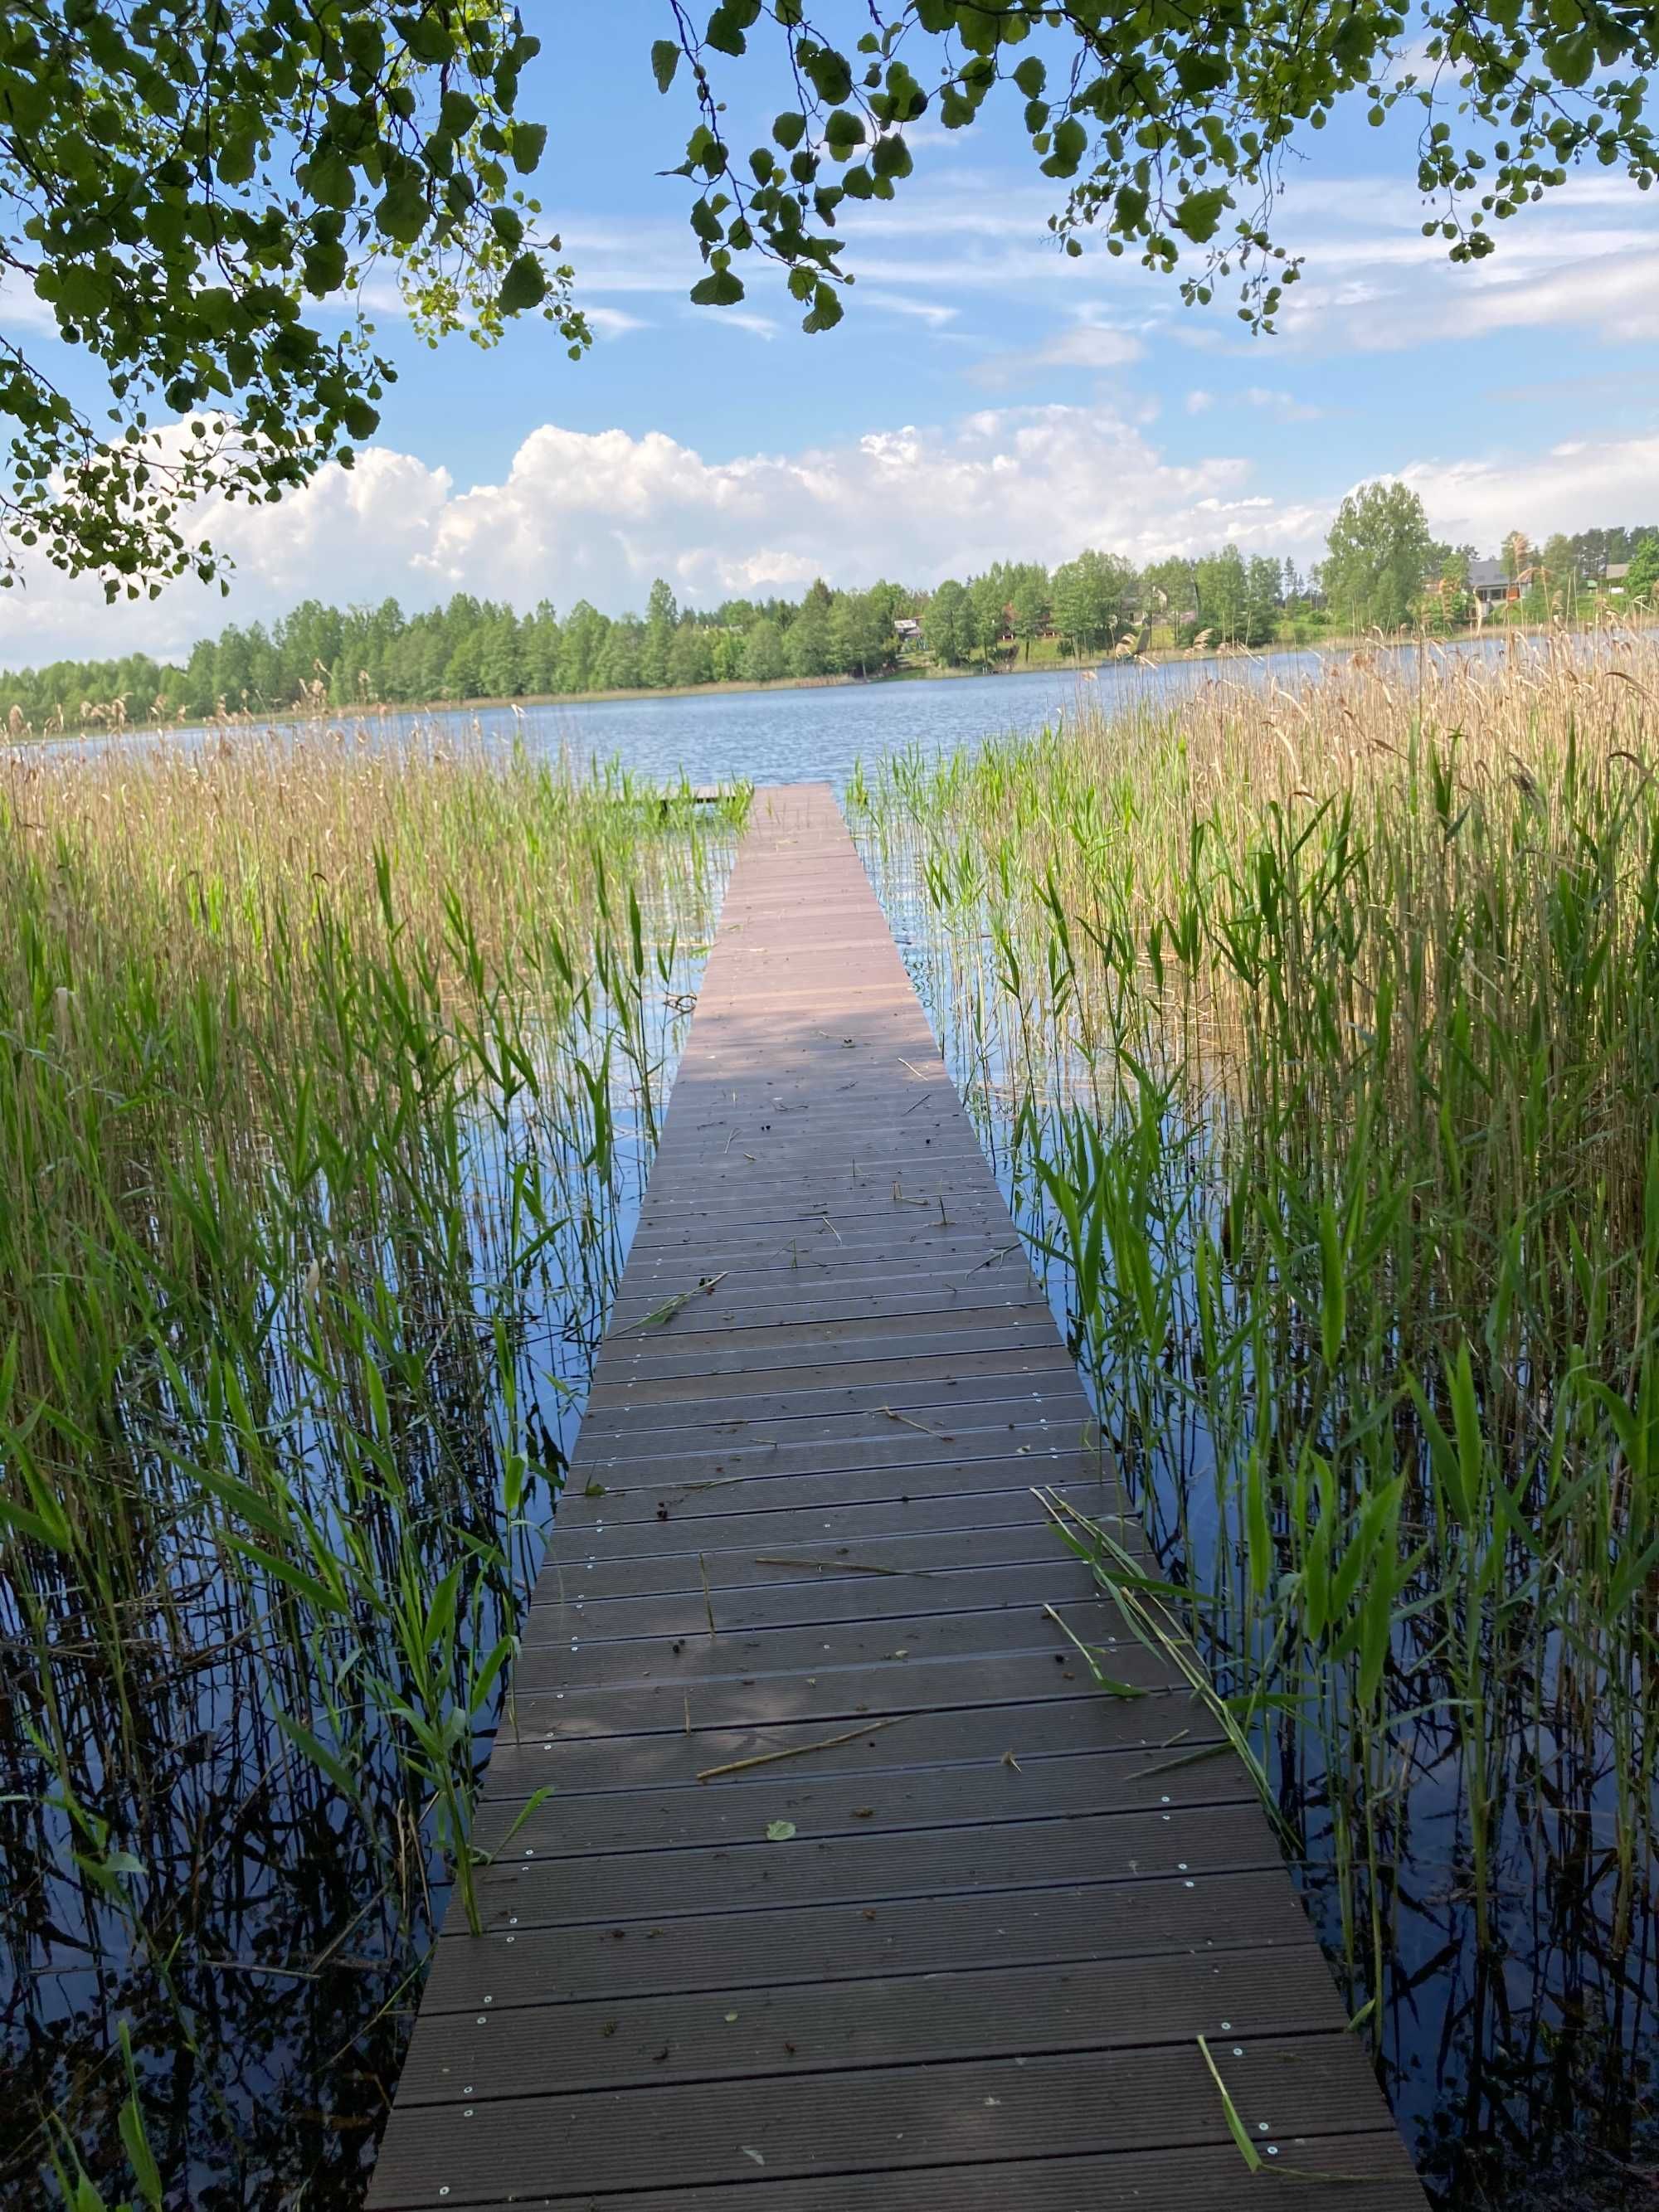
[
  {"left": 858, "top": 290, "right": 959, "bottom": 328},
  {"left": 479, "top": 158, "right": 1659, "bottom": 382},
  {"left": 971, "top": 312, "right": 1146, "bottom": 387},
  {"left": 1485, "top": 371, "right": 1657, "bottom": 411},
  {"left": 711, "top": 308, "right": 782, "bottom": 342},
  {"left": 586, "top": 306, "right": 650, "bottom": 338},
  {"left": 1242, "top": 386, "right": 1323, "bottom": 421}
]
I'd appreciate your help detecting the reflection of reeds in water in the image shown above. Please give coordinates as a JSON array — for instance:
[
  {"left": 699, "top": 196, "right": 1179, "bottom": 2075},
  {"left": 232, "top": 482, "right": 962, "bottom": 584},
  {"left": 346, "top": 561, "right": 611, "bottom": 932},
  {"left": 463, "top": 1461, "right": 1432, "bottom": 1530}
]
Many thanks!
[
  {"left": 854, "top": 630, "right": 1659, "bottom": 2208},
  {"left": 0, "top": 727, "right": 745, "bottom": 2205}
]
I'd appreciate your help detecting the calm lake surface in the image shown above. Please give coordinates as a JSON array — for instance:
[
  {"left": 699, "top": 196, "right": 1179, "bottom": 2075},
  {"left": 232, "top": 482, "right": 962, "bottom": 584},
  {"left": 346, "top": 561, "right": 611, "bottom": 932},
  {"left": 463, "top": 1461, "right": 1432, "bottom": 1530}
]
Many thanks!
[
  {"left": 338, "top": 641, "right": 1481, "bottom": 787},
  {"left": 495, "top": 654, "right": 1273, "bottom": 785},
  {"left": 11, "top": 634, "right": 1511, "bottom": 787}
]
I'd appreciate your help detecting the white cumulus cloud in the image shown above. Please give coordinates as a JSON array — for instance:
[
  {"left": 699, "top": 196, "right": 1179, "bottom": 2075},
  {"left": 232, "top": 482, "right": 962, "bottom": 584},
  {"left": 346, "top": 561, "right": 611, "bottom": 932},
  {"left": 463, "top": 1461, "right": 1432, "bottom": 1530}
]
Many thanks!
[
  {"left": 7, "top": 406, "right": 1659, "bottom": 669},
  {"left": 1397, "top": 434, "right": 1659, "bottom": 546},
  {"left": 0, "top": 405, "right": 1321, "bottom": 664}
]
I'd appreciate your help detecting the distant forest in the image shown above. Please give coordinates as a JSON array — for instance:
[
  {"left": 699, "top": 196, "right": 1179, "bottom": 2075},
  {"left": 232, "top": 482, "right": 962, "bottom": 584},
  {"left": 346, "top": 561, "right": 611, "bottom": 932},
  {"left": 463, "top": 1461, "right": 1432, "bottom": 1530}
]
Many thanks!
[{"left": 4, "top": 518, "right": 1655, "bottom": 732}]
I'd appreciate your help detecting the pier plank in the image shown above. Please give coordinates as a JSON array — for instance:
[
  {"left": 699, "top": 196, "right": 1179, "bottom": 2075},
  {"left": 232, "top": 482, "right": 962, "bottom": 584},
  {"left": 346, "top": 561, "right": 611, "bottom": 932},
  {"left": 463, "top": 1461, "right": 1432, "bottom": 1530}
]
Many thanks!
[{"left": 367, "top": 783, "right": 1424, "bottom": 2210}]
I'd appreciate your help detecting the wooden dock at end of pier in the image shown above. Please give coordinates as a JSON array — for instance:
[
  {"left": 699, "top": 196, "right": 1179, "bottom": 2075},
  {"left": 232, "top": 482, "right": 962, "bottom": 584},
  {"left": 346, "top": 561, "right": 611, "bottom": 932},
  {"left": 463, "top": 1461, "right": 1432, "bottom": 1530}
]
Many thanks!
[{"left": 367, "top": 781, "right": 1427, "bottom": 2210}]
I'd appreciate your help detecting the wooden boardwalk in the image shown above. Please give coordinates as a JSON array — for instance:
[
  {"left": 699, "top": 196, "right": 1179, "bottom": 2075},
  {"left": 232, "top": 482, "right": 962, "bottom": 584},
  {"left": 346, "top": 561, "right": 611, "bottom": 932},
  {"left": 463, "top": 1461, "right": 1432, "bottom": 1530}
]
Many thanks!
[{"left": 368, "top": 785, "right": 1426, "bottom": 2210}]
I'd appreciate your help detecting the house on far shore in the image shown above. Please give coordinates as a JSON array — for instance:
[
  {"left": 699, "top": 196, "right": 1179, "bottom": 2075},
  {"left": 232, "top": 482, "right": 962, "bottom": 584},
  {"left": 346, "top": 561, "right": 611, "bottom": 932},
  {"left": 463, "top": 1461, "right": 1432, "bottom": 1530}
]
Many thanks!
[
  {"left": 1468, "top": 557, "right": 1519, "bottom": 609},
  {"left": 893, "top": 616, "right": 922, "bottom": 644},
  {"left": 1601, "top": 562, "right": 1631, "bottom": 593}
]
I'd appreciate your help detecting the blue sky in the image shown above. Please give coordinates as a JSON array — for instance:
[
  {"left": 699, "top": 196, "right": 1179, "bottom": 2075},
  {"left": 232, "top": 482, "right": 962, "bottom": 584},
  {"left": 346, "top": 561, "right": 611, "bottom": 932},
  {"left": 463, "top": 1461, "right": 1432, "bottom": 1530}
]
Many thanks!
[{"left": 7, "top": 2, "right": 1659, "bottom": 664}]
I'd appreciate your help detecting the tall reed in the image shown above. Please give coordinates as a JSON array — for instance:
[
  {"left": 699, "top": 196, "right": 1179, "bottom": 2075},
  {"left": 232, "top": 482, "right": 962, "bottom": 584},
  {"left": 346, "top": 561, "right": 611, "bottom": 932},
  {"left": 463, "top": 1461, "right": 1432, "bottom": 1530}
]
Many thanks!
[
  {"left": 0, "top": 726, "right": 742, "bottom": 2204},
  {"left": 854, "top": 629, "right": 1659, "bottom": 2207}
]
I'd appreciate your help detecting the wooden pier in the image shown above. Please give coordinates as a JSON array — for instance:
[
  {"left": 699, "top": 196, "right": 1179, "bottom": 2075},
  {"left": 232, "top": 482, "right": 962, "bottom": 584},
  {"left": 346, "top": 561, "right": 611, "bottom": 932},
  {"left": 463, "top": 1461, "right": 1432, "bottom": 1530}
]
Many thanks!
[{"left": 367, "top": 784, "right": 1426, "bottom": 2210}]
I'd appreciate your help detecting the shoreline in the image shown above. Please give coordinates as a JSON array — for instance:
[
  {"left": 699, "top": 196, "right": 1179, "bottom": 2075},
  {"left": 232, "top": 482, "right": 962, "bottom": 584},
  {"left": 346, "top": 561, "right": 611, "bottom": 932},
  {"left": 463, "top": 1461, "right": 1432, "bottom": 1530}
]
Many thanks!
[{"left": 3, "top": 622, "right": 1578, "bottom": 746}]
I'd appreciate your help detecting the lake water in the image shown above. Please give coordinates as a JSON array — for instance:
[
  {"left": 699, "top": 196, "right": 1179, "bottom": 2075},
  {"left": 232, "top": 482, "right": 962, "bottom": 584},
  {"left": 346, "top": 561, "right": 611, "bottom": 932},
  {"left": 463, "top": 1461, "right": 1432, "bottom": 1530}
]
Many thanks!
[
  {"left": 9, "top": 634, "right": 1517, "bottom": 789},
  {"left": 498, "top": 654, "right": 1279, "bottom": 785}
]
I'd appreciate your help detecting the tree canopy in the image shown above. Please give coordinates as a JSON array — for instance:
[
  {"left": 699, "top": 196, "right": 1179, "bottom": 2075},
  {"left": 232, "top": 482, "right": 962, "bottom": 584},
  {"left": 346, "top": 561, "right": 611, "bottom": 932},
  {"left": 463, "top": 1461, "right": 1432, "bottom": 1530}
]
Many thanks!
[
  {"left": 9, "top": 498, "right": 1657, "bottom": 732},
  {"left": 5, "top": 2, "right": 1658, "bottom": 594},
  {"left": 654, "top": 2, "right": 1657, "bottom": 334},
  {"left": 1627, "top": 532, "right": 1659, "bottom": 601},
  {"left": 1321, "top": 481, "right": 1438, "bottom": 631},
  {"left": 2, "top": 2, "right": 584, "bottom": 597}
]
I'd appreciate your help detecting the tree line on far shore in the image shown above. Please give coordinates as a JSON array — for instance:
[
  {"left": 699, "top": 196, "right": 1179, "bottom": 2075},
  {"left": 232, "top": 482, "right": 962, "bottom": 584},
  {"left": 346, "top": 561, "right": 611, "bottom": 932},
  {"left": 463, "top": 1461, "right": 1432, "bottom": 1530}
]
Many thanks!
[{"left": 6, "top": 491, "right": 1657, "bottom": 733}]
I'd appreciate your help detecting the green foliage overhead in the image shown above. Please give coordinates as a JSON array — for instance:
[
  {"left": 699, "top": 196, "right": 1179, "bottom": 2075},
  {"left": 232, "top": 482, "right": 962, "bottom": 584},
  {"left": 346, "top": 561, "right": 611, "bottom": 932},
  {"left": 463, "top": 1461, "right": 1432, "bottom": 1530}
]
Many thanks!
[
  {"left": 6, "top": 5, "right": 1657, "bottom": 597},
  {"left": 658, "top": 2, "right": 1659, "bottom": 333},
  {"left": 1, "top": 2, "right": 586, "bottom": 597}
]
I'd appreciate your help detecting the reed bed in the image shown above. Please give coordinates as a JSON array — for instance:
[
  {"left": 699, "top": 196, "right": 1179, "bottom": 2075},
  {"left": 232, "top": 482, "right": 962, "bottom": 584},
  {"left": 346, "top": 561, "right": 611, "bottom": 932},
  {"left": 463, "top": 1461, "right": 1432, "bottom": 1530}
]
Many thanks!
[
  {"left": 853, "top": 630, "right": 1659, "bottom": 2209},
  {"left": 0, "top": 727, "right": 743, "bottom": 2205}
]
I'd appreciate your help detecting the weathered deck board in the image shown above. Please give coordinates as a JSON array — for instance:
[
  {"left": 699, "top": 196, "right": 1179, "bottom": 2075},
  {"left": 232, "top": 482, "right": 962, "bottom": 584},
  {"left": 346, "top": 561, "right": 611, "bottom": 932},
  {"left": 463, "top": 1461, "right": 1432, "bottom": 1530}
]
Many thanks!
[{"left": 367, "top": 782, "right": 1425, "bottom": 2210}]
